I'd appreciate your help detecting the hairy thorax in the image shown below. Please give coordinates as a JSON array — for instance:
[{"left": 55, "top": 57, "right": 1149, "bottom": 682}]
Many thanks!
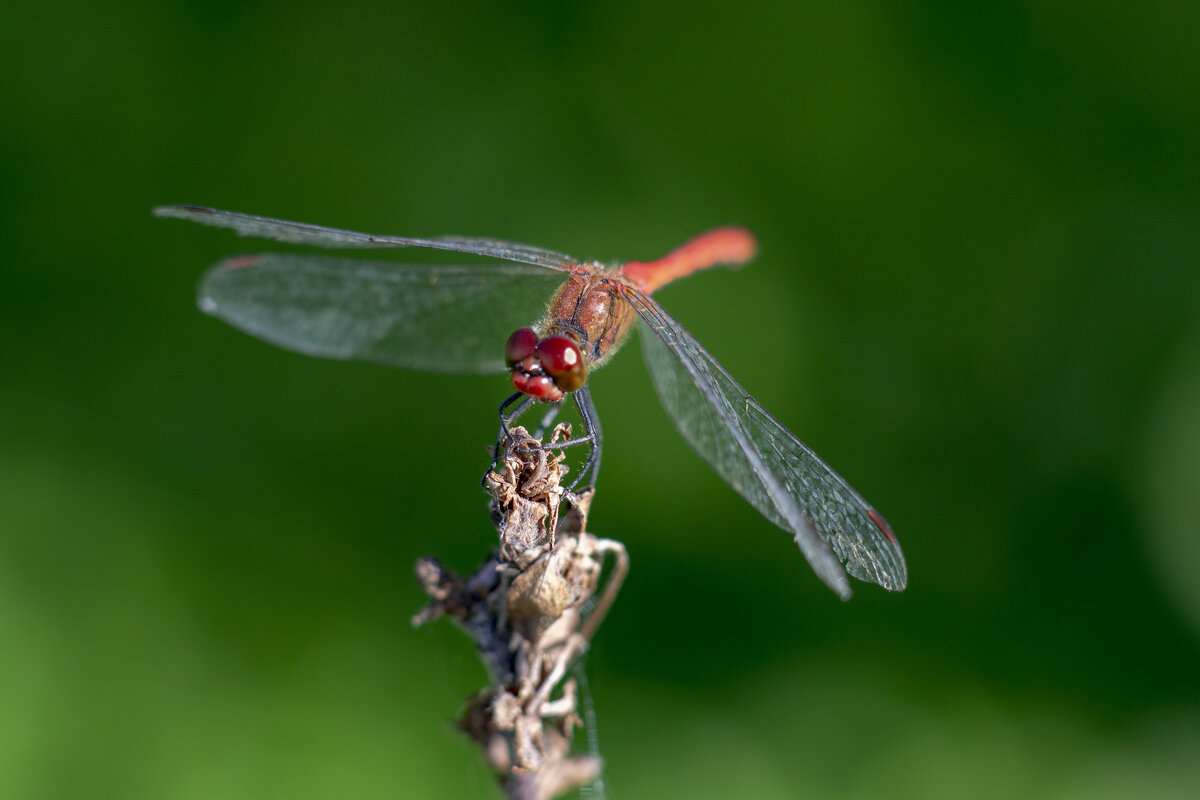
[{"left": 538, "top": 268, "right": 639, "bottom": 370}]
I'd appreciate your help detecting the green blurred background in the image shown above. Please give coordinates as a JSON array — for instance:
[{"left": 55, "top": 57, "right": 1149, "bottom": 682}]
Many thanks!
[{"left": 4, "top": 1, "right": 1199, "bottom": 797}]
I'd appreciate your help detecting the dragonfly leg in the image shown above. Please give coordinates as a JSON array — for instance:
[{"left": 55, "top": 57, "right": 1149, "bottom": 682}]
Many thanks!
[
  {"left": 498, "top": 391, "right": 535, "bottom": 440},
  {"left": 524, "top": 388, "right": 601, "bottom": 492},
  {"left": 488, "top": 389, "right": 602, "bottom": 493},
  {"left": 571, "top": 387, "right": 602, "bottom": 490},
  {"left": 483, "top": 393, "right": 535, "bottom": 487}
]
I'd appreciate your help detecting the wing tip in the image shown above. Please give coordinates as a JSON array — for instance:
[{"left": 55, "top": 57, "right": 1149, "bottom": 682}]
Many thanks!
[
  {"left": 835, "top": 579, "right": 853, "bottom": 602},
  {"left": 195, "top": 254, "right": 265, "bottom": 317},
  {"left": 846, "top": 557, "right": 908, "bottom": 594}
]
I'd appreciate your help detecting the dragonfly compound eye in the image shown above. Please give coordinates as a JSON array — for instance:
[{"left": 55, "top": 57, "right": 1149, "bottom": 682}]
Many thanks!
[
  {"left": 535, "top": 335, "right": 587, "bottom": 393},
  {"left": 504, "top": 327, "right": 538, "bottom": 368}
]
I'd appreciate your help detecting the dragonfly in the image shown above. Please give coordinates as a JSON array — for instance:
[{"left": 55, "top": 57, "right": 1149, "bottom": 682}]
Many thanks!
[{"left": 155, "top": 205, "right": 907, "bottom": 599}]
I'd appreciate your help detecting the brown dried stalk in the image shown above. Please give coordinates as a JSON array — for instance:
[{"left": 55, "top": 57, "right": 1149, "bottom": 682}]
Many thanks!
[{"left": 413, "top": 424, "right": 628, "bottom": 800}]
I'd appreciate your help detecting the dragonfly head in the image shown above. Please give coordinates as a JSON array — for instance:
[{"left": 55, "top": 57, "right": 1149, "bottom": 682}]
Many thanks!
[{"left": 504, "top": 327, "right": 588, "bottom": 403}]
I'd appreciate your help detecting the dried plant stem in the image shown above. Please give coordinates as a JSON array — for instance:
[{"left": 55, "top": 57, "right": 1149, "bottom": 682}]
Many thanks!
[{"left": 413, "top": 425, "right": 627, "bottom": 800}]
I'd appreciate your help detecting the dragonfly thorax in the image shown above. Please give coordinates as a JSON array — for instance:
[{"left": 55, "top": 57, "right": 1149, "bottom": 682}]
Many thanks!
[{"left": 504, "top": 327, "right": 589, "bottom": 403}]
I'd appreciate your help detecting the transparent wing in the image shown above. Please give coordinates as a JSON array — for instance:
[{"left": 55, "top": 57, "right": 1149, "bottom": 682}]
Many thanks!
[
  {"left": 155, "top": 205, "right": 582, "bottom": 271},
  {"left": 199, "top": 253, "right": 567, "bottom": 373},
  {"left": 628, "top": 291, "right": 907, "bottom": 598}
]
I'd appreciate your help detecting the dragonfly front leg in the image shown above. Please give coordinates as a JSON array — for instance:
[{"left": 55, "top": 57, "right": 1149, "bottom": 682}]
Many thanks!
[
  {"left": 525, "top": 388, "right": 602, "bottom": 492},
  {"left": 493, "top": 392, "right": 568, "bottom": 460},
  {"left": 571, "top": 388, "right": 602, "bottom": 490},
  {"left": 483, "top": 393, "right": 535, "bottom": 487},
  {"left": 498, "top": 391, "right": 536, "bottom": 440},
  {"left": 488, "top": 389, "right": 602, "bottom": 493},
  {"left": 486, "top": 393, "right": 572, "bottom": 481}
]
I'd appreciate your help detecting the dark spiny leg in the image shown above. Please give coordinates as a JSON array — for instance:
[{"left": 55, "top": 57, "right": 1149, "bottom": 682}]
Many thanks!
[
  {"left": 498, "top": 391, "right": 535, "bottom": 439},
  {"left": 484, "top": 392, "right": 536, "bottom": 486},
  {"left": 491, "top": 390, "right": 602, "bottom": 493},
  {"left": 571, "top": 387, "right": 602, "bottom": 490},
  {"left": 526, "top": 388, "right": 601, "bottom": 492}
]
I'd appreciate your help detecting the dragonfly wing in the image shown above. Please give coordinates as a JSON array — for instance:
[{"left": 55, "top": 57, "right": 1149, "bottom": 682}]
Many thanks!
[
  {"left": 629, "top": 292, "right": 907, "bottom": 598},
  {"left": 200, "top": 254, "right": 566, "bottom": 373},
  {"left": 156, "top": 206, "right": 582, "bottom": 271}
]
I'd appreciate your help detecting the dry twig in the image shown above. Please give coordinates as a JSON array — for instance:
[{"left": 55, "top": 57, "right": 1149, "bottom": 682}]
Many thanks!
[{"left": 413, "top": 425, "right": 628, "bottom": 800}]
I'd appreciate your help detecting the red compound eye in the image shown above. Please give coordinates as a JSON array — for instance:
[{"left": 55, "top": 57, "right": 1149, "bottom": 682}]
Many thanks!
[
  {"left": 535, "top": 335, "right": 587, "bottom": 392},
  {"left": 504, "top": 327, "right": 538, "bottom": 367}
]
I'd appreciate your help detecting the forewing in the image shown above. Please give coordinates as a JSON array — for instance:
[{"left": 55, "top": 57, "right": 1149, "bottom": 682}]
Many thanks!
[
  {"left": 156, "top": 206, "right": 582, "bottom": 271},
  {"left": 629, "top": 292, "right": 907, "bottom": 597},
  {"left": 200, "top": 254, "right": 566, "bottom": 373}
]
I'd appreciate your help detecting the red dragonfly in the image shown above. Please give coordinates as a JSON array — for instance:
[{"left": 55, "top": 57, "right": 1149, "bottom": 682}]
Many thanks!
[{"left": 156, "top": 205, "right": 906, "bottom": 599}]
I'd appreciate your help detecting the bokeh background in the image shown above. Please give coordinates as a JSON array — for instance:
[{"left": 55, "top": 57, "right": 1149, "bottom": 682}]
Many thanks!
[{"left": 4, "top": 1, "right": 1199, "bottom": 798}]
